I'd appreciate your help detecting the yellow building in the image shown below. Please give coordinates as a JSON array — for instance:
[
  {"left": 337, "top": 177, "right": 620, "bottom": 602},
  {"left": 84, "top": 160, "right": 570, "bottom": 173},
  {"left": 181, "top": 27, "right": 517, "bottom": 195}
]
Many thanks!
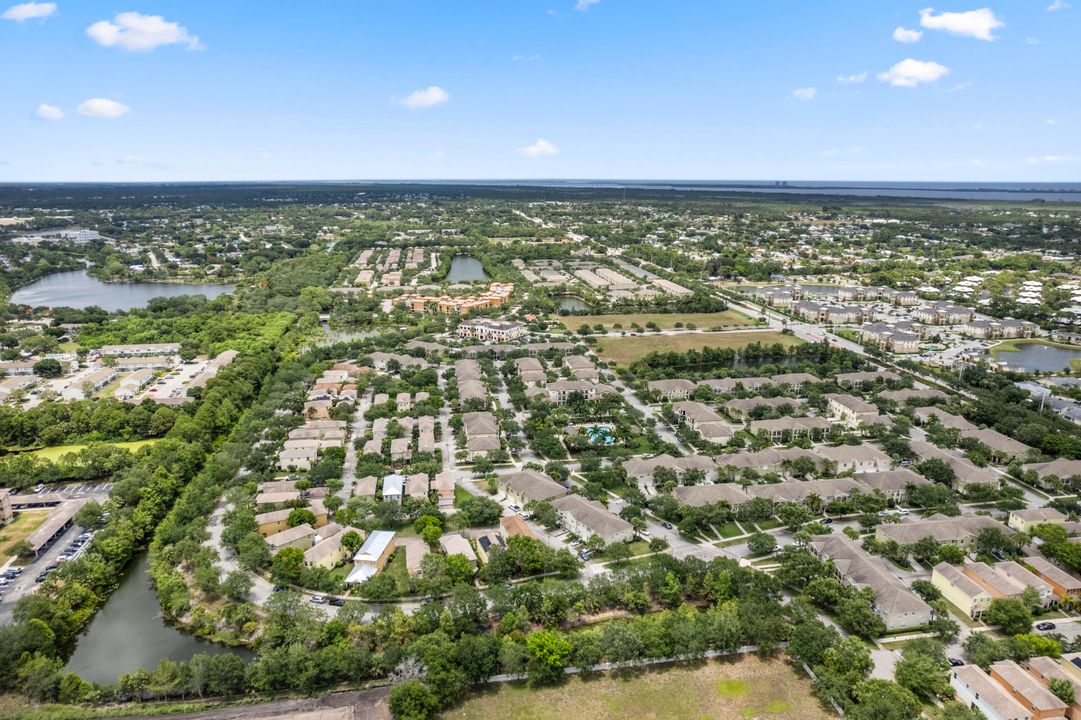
[
  {"left": 345, "top": 530, "right": 396, "bottom": 585},
  {"left": 932, "top": 561, "right": 992, "bottom": 618}
]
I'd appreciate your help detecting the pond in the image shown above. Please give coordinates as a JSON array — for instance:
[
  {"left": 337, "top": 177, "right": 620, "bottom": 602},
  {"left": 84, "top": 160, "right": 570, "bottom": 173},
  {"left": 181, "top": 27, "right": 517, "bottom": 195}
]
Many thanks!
[
  {"left": 9, "top": 270, "right": 235, "bottom": 311},
  {"left": 65, "top": 553, "right": 252, "bottom": 685},
  {"left": 991, "top": 341, "right": 1081, "bottom": 373},
  {"left": 445, "top": 255, "right": 490, "bottom": 283},
  {"left": 557, "top": 296, "right": 592, "bottom": 312}
]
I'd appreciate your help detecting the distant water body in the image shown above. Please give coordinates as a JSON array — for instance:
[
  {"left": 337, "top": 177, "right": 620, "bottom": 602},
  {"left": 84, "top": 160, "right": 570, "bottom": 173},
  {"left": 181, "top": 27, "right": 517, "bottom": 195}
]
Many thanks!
[
  {"left": 10, "top": 270, "right": 234, "bottom": 311},
  {"left": 396, "top": 180, "right": 1081, "bottom": 203}
]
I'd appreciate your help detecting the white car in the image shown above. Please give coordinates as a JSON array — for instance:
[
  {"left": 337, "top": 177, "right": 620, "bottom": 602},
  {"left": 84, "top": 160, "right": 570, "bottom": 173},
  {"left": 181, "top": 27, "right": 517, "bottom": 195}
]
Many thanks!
[{"left": 309, "top": 595, "right": 326, "bottom": 604}]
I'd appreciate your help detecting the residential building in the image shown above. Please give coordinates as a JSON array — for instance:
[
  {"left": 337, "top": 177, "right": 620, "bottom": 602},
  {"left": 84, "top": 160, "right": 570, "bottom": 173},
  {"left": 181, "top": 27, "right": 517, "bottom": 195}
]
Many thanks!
[
  {"left": 499, "top": 469, "right": 569, "bottom": 508},
  {"left": 550, "top": 494, "right": 634, "bottom": 544},
  {"left": 456, "top": 318, "right": 525, "bottom": 342},
  {"left": 814, "top": 443, "right": 892, "bottom": 473},
  {"left": 1024, "top": 556, "right": 1081, "bottom": 600},
  {"left": 1008, "top": 507, "right": 1067, "bottom": 533},
  {"left": 345, "top": 531, "right": 397, "bottom": 585},
  {"left": 932, "top": 561, "right": 994, "bottom": 618},
  {"left": 989, "top": 660, "right": 1069, "bottom": 719},
  {"left": 951, "top": 664, "right": 1031, "bottom": 720},
  {"left": 809, "top": 534, "right": 933, "bottom": 630},
  {"left": 672, "top": 483, "right": 751, "bottom": 510},
  {"left": 825, "top": 393, "right": 880, "bottom": 428},
  {"left": 853, "top": 468, "right": 930, "bottom": 502},
  {"left": 647, "top": 379, "right": 697, "bottom": 401},
  {"left": 440, "top": 533, "right": 478, "bottom": 566},
  {"left": 876, "top": 513, "right": 1011, "bottom": 550}
]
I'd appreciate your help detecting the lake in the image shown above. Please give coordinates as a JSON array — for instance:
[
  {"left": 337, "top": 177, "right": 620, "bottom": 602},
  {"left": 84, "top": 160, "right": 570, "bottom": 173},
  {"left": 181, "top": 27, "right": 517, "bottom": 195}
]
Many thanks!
[
  {"left": 446, "top": 255, "right": 490, "bottom": 282},
  {"left": 9, "top": 270, "right": 235, "bottom": 311},
  {"left": 992, "top": 341, "right": 1081, "bottom": 373},
  {"left": 557, "top": 296, "right": 592, "bottom": 312},
  {"left": 65, "top": 553, "right": 251, "bottom": 685}
]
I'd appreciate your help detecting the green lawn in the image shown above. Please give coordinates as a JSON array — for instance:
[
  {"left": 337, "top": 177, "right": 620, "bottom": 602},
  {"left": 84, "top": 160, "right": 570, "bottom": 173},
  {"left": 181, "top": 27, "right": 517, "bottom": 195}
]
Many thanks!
[
  {"left": 0, "top": 510, "right": 50, "bottom": 563},
  {"left": 754, "top": 519, "right": 782, "bottom": 531},
  {"left": 29, "top": 439, "right": 160, "bottom": 462},
  {"left": 441, "top": 656, "right": 830, "bottom": 720},
  {"left": 595, "top": 331, "right": 803, "bottom": 365},
  {"left": 558, "top": 310, "right": 755, "bottom": 331},
  {"left": 717, "top": 523, "right": 744, "bottom": 538},
  {"left": 384, "top": 549, "right": 411, "bottom": 593},
  {"left": 454, "top": 485, "right": 475, "bottom": 505}
]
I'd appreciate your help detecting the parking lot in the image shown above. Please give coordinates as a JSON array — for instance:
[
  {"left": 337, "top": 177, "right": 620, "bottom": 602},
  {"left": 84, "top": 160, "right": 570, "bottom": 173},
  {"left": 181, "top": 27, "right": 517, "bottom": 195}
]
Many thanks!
[
  {"left": 0, "top": 523, "right": 93, "bottom": 623},
  {"left": 136, "top": 359, "right": 207, "bottom": 402}
]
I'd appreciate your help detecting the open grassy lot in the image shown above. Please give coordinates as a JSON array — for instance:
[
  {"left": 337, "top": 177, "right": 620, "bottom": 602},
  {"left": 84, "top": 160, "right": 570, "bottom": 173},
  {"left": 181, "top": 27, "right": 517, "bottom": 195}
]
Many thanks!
[
  {"left": 442, "top": 656, "right": 830, "bottom": 720},
  {"left": 559, "top": 310, "right": 755, "bottom": 331},
  {"left": 30, "top": 439, "right": 159, "bottom": 462},
  {"left": 0, "top": 510, "right": 50, "bottom": 563},
  {"left": 594, "top": 331, "right": 802, "bottom": 365}
]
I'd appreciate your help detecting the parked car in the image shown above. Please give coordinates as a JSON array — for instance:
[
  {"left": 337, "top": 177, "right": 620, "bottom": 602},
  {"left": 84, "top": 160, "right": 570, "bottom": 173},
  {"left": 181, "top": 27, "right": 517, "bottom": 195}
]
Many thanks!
[
  {"left": 949, "top": 658, "right": 964, "bottom": 667},
  {"left": 329, "top": 597, "right": 345, "bottom": 607},
  {"left": 821, "top": 517, "right": 834, "bottom": 524},
  {"left": 272, "top": 585, "right": 287, "bottom": 592},
  {"left": 309, "top": 595, "right": 326, "bottom": 604},
  {"left": 1036, "top": 622, "right": 1057, "bottom": 631},
  {"left": 660, "top": 521, "right": 673, "bottom": 530}
]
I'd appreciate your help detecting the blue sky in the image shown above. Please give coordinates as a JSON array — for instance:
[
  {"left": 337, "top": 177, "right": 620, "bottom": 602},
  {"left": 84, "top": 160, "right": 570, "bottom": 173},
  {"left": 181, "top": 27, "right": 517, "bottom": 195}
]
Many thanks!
[{"left": 0, "top": 0, "right": 1077, "bottom": 182}]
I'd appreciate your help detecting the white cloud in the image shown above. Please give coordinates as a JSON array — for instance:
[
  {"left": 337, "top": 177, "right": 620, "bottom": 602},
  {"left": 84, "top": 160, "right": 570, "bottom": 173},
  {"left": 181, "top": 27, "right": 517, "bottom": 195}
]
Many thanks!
[
  {"left": 87, "top": 12, "right": 202, "bottom": 52},
  {"left": 1046, "top": 117, "right": 1058, "bottom": 125},
  {"left": 1026, "top": 154, "right": 1076, "bottom": 164},
  {"left": 2, "top": 2, "right": 56, "bottom": 21},
  {"left": 575, "top": 0, "right": 601, "bottom": 10},
  {"left": 877, "top": 58, "right": 950, "bottom": 87},
  {"left": 1048, "top": 0, "right": 1070, "bottom": 11},
  {"left": 117, "top": 155, "right": 169, "bottom": 170},
  {"left": 35, "top": 103, "right": 63, "bottom": 120},
  {"left": 792, "top": 87, "right": 817, "bottom": 101},
  {"left": 919, "top": 8, "right": 1004, "bottom": 41},
  {"left": 512, "top": 53, "right": 541, "bottom": 61},
  {"left": 1025, "top": 36, "right": 1041, "bottom": 45},
  {"left": 836, "top": 72, "right": 867, "bottom": 84},
  {"left": 77, "top": 98, "right": 129, "bottom": 118},
  {"left": 893, "top": 26, "right": 923, "bottom": 43},
  {"left": 518, "top": 138, "right": 559, "bottom": 158},
  {"left": 397, "top": 85, "right": 450, "bottom": 109}
]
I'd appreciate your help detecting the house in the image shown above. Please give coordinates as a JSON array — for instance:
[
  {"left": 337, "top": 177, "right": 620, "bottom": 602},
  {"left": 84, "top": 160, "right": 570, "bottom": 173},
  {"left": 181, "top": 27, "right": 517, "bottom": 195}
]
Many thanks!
[
  {"left": 814, "top": 443, "right": 893, "bottom": 473},
  {"left": 768, "top": 373, "right": 821, "bottom": 393},
  {"left": 61, "top": 367, "right": 117, "bottom": 401},
  {"left": 463, "top": 411, "right": 500, "bottom": 459},
  {"left": 699, "top": 376, "right": 769, "bottom": 395},
  {"left": 255, "top": 508, "right": 294, "bottom": 536},
  {"left": 405, "top": 473, "right": 429, "bottom": 500},
  {"left": 809, "top": 534, "right": 933, "bottom": 630},
  {"left": 970, "top": 428, "right": 1033, "bottom": 464},
  {"left": 439, "top": 533, "right": 478, "bottom": 566},
  {"left": 431, "top": 471, "right": 455, "bottom": 510},
  {"left": 951, "top": 664, "right": 1032, "bottom": 720},
  {"left": 876, "top": 513, "right": 1011, "bottom": 550},
  {"left": 672, "top": 483, "right": 751, "bottom": 510},
  {"left": 265, "top": 523, "right": 317, "bottom": 554},
  {"left": 994, "top": 561, "right": 1055, "bottom": 607},
  {"left": 1024, "top": 556, "right": 1081, "bottom": 600},
  {"left": 715, "top": 447, "right": 818, "bottom": 475},
  {"left": 877, "top": 388, "right": 947, "bottom": 406},
  {"left": 910, "top": 440, "right": 1000, "bottom": 491},
  {"left": 398, "top": 536, "right": 430, "bottom": 575},
  {"left": 1008, "top": 507, "right": 1067, "bottom": 533},
  {"left": 303, "top": 525, "right": 353, "bottom": 570},
  {"left": 913, "top": 407, "right": 977, "bottom": 432},
  {"left": 381, "top": 474, "right": 405, "bottom": 503},
  {"left": 825, "top": 393, "right": 880, "bottom": 428},
  {"left": 390, "top": 437, "right": 412, "bottom": 462},
  {"left": 989, "top": 660, "right": 1069, "bottom": 719},
  {"left": 932, "top": 561, "right": 994, "bottom": 618},
  {"left": 1023, "top": 459, "right": 1081, "bottom": 489},
  {"left": 622, "top": 454, "right": 717, "bottom": 490},
  {"left": 746, "top": 416, "right": 829, "bottom": 443},
  {"left": 672, "top": 401, "right": 738, "bottom": 442},
  {"left": 852, "top": 468, "right": 929, "bottom": 501},
  {"left": 499, "top": 469, "right": 569, "bottom": 508},
  {"left": 546, "top": 380, "right": 616, "bottom": 404},
  {"left": 747, "top": 478, "right": 865, "bottom": 508},
  {"left": 648, "top": 379, "right": 697, "bottom": 401},
  {"left": 344, "top": 531, "right": 396, "bottom": 585},
  {"left": 456, "top": 318, "right": 525, "bottom": 342},
  {"left": 500, "top": 514, "right": 536, "bottom": 540},
  {"left": 255, "top": 490, "right": 302, "bottom": 507},
  {"left": 724, "top": 396, "right": 803, "bottom": 420},
  {"left": 1025, "top": 656, "right": 1081, "bottom": 718},
  {"left": 550, "top": 494, "right": 634, "bottom": 544},
  {"left": 473, "top": 531, "right": 505, "bottom": 563},
  {"left": 834, "top": 370, "right": 900, "bottom": 388}
]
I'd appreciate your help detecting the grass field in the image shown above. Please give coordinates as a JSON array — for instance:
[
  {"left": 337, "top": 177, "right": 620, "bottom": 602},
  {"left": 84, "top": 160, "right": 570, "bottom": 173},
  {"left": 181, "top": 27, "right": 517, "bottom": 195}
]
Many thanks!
[
  {"left": 594, "top": 331, "right": 802, "bottom": 365},
  {"left": 441, "top": 656, "right": 830, "bottom": 720},
  {"left": 30, "top": 439, "right": 159, "bottom": 462},
  {"left": 559, "top": 310, "right": 755, "bottom": 331},
  {"left": 0, "top": 510, "right": 50, "bottom": 563}
]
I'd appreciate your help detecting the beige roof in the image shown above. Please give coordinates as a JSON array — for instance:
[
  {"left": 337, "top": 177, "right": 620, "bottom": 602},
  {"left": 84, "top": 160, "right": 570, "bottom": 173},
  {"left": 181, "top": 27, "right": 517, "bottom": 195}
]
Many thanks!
[
  {"left": 853, "top": 468, "right": 930, "bottom": 493},
  {"left": 550, "top": 494, "right": 632, "bottom": 540},
  {"left": 1026, "top": 556, "right": 1081, "bottom": 591},
  {"left": 952, "top": 665, "right": 1030, "bottom": 720},
  {"left": 499, "top": 469, "right": 569, "bottom": 503},
  {"left": 811, "top": 534, "right": 932, "bottom": 620},
  {"left": 673, "top": 483, "right": 752, "bottom": 508},
  {"left": 878, "top": 514, "right": 1009, "bottom": 545},
  {"left": 990, "top": 660, "right": 1067, "bottom": 713}
]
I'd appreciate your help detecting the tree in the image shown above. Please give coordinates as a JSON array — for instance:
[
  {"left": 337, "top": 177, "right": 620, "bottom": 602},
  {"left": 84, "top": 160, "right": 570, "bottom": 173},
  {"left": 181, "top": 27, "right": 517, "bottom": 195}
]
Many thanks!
[
  {"left": 822, "top": 636, "right": 872, "bottom": 686},
  {"left": 526, "top": 630, "right": 572, "bottom": 685},
  {"left": 271, "top": 547, "right": 306, "bottom": 585},
  {"left": 1050, "top": 677, "right": 1075, "bottom": 705},
  {"left": 984, "top": 597, "right": 1033, "bottom": 635},
  {"left": 747, "top": 532, "right": 777, "bottom": 556},
  {"left": 849, "top": 680, "right": 921, "bottom": 720},
  {"left": 388, "top": 680, "right": 440, "bottom": 720},
  {"left": 606, "top": 542, "right": 633, "bottom": 565},
  {"left": 32, "top": 359, "right": 63, "bottom": 378},
  {"left": 836, "top": 594, "right": 886, "bottom": 639},
  {"left": 787, "top": 619, "right": 840, "bottom": 667},
  {"left": 341, "top": 530, "right": 362, "bottom": 554},
  {"left": 777, "top": 502, "right": 812, "bottom": 531},
  {"left": 222, "top": 570, "right": 253, "bottom": 603},
  {"left": 287, "top": 508, "right": 316, "bottom": 528},
  {"left": 456, "top": 496, "right": 502, "bottom": 527},
  {"left": 895, "top": 650, "right": 950, "bottom": 699}
]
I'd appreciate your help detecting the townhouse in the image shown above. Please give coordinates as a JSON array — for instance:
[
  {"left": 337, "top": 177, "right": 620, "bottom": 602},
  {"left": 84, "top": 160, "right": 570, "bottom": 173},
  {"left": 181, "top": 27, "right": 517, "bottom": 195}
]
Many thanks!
[
  {"left": 550, "top": 494, "right": 634, "bottom": 544},
  {"left": 809, "top": 534, "right": 933, "bottom": 630},
  {"left": 852, "top": 468, "right": 930, "bottom": 502},
  {"left": 647, "top": 378, "right": 697, "bottom": 401},
  {"left": 1024, "top": 556, "right": 1081, "bottom": 601},
  {"left": 498, "top": 469, "right": 570, "bottom": 508}
]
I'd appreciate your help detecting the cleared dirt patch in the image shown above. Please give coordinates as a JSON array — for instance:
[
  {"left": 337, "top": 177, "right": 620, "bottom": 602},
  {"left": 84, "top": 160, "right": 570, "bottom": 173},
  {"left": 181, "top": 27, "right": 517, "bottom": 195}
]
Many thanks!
[{"left": 441, "top": 656, "right": 830, "bottom": 720}]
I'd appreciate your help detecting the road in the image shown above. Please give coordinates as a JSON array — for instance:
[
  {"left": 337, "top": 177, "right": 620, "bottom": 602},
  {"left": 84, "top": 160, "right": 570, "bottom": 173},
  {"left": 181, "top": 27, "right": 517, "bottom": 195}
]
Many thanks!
[{"left": 339, "top": 392, "right": 371, "bottom": 502}]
